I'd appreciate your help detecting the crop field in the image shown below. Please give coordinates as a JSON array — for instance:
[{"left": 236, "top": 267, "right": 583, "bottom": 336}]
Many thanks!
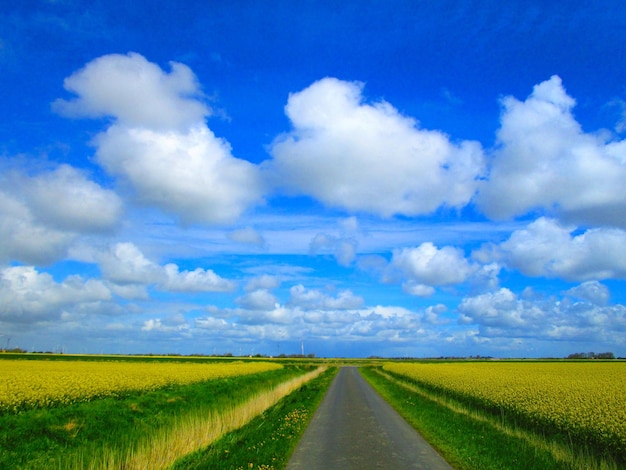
[
  {"left": 0, "top": 358, "right": 283, "bottom": 413},
  {"left": 383, "top": 361, "right": 626, "bottom": 463},
  {"left": 0, "top": 355, "right": 328, "bottom": 469}
]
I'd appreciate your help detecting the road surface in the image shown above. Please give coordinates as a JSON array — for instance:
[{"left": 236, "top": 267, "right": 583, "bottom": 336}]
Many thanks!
[{"left": 286, "top": 366, "right": 454, "bottom": 470}]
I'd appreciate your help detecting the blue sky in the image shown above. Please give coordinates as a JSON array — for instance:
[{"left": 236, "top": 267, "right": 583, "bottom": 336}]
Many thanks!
[{"left": 1, "top": 1, "right": 626, "bottom": 357}]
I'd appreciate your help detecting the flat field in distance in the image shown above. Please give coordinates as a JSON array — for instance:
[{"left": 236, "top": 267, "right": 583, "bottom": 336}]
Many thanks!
[
  {"left": 381, "top": 361, "right": 626, "bottom": 468},
  {"left": 0, "top": 353, "right": 325, "bottom": 470},
  {"left": 0, "top": 356, "right": 282, "bottom": 413}
]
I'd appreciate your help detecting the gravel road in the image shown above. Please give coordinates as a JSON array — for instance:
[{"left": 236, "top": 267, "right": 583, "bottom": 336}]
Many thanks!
[{"left": 286, "top": 366, "right": 453, "bottom": 470}]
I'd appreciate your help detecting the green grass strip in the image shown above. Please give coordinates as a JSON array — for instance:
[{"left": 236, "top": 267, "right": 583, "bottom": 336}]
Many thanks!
[
  {"left": 360, "top": 367, "right": 566, "bottom": 470},
  {"left": 0, "top": 366, "right": 308, "bottom": 470},
  {"left": 170, "top": 366, "right": 338, "bottom": 470}
]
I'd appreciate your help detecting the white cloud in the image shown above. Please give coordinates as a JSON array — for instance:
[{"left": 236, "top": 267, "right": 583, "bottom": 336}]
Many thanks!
[
  {"left": 340, "top": 216, "right": 359, "bottom": 232},
  {"left": 0, "top": 163, "right": 122, "bottom": 264},
  {"left": 310, "top": 233, "right": 357, "bottom": 266},
  {"left": 107, "top": 282, "right": 150, "bottom": 300},
  {"left": 161, "top": 264, "right": 236, "bottom": 293},
  {"left": 288, "top": 284, "right": 364, "bottom": 310},
  {"left": 141, "top": 316, "right": 190, "bottom": 333},
  {"left": 55, "top": 53, "right": 263, "bottom": 225},
  {"left": 423, "top": 304, "right": 449, "bottom": 325},
  {"left": 478, "top": 75, "right": 626, "bottom": 227},
  {"left": 564, "top": 281, "right": 610, "bottom": 306},
  {"left": 98, "top": 242, "right": 161, "bottom": 285},
  {"left": 95, "top": 125, "right": 263, "bottom": 225},
  {"left": 193, "top": 316, "right": 229, "bottom": 331},
  {"left": 266, "top": 77, "right": 485, "bottom": 217},
  {"left": 0, "top": 266, "right": 111, "bottom": 323},
  {"left": 309, "top": 233, "right": 334, "bottom": 253},
  {"left": 98, "top": 242, "right": 236, "bottom": 295},
  {"left": 308, "top": 216, "right": 362, "bottom": 266},
  {"left": 458, "top": 286, "right": 626, "bottom": 343},
  {"left": 0, "top": 191, "right": 74, "bottom": 264},
  {"left": 458, "top": 288, "right": 535, "bottom": 329},
  {"left": 334, "top": 240, "right": 357, "bottom": 267},
  {"left": 402, "top": 282, "right": 435, "bottom": 297},
  {"left": 235, "top": 304, "right": 295, "bottom": 326},
  {"left": 196, "top": 301, "right": 427, "bottom": 344},
  {"left": 245, "top": 275, "right": 281, "bottom": 292},
  {"left": 18, "top": 164, "right": 122, "bottom": 233},
  {"left": 228, "top": 227, "right": 266, "bottom": 246},
  {"left": 391, "top": 242, "right": 475, "bottom": 293},
  {"left": 53, "top": 52, "right": 209, "bottom": 131},
  {"left": 480, "top": 217, "right": 626, "bottom": 281},
  {"left": 236, "top": 289, "right": 278, "bottom": 310},
  {"left": 470, "top": 263, "right": 502, "bottom": 292}
]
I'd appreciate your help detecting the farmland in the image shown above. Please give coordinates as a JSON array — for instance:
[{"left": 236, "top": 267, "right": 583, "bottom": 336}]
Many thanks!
[
  {"left": 0, "top": 354, "right": 327, "bottom": 469},
  {"left": 371, "top": 361, "right": 626, "bottom": 469},
  {"left": 0, "top": 357, "right": 282, "bottom": 413},
  {"left": 2, "top": 355, "right": 625, "bottom": 469}
]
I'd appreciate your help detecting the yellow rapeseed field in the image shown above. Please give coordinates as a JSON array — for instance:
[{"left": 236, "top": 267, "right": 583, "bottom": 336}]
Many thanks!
[
  {"left": 384, "top": 361, "right": 626, "bottom": 454},
  {"left": 0, "top": 359, "right": 282, "bottom": 413}
]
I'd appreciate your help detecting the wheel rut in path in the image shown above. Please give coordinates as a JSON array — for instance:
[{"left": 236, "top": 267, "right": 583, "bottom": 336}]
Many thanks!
[{"left": 286, "top": 366, "right": 453, "bottom": 470}]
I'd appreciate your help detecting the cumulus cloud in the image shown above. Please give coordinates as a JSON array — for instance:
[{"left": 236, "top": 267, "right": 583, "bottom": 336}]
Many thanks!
[
  {"left": 55, "top": 53, "right": 263, "bottom": 225},
  {"left": 0, "top": 266, "right": 111, "bottom": 323},
  {"left": 458, "top": 288, "right": 537, "bottom": 330},
  {"left": 245, "top": 275, "right": 281, "bottom": 292},
  {"left": 141, "top": 315, "right": 190, "bottom": 333},
  {"left": 0, "top": 191, "right": 74, "bottom": 265},
  {"left": 478, "top": 217, "right": 626, "bottom": 281},
  {"left": 564, "top": 281, "right": 610, "bottom": 306},
  {"left": 98, "top": 242, "right": 162, "bottom": 285},
  {"left": 478, "top": 75, "right": 626, "bottom": 227},
  {"left": 0, "top": 163, "right": 122, "bottom": 264},
  {"left": 423, "top": 304, "right": 449, "bottom": 325},
  {"left": 162, "top": 264, "right": 236, "bottom": 293},
  {"left": 288, "top": 284, "right": 364, "bottom": 310},
  {"left": 391, "top": 242, "right": 476, "bottom": 295},
  {"left": 53, "top": 52, "right": 209, "bottom": 130},
  {"left": 194, "top": 316, "right": 229, "bottom": 331},
  {"left": 266, "top": 77, "right": 485, "bottom": 217},
  {"left": 236, "top": 289, "right": 279, "bottom": 310},
  {"left": 19, "top": 165, "right": 122, "bottom": 233},
  {"left": 94, "top": 125, "right": 262, "bottom": 224},
  {"left": 234, "top": 304, "right": 295, "bottom": 326},
  {"left": 98, "top": 242, "right": 236, "bottom": 294},
  {"left": 458, "top": 286, "right": 626, "bottom": 342},
  {"left": 402, "top": 282, "right": 436, "bottom": 297}
]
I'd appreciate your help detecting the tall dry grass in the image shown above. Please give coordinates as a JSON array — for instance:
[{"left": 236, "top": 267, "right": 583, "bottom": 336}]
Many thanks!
[{"left": 68, "top": 366, "right": 326, "bottom": 470}]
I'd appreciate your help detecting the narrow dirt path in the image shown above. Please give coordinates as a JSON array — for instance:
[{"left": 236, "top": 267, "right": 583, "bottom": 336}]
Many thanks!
[{"left": 286, "top": 366, "right": 453, "bottom": 470}]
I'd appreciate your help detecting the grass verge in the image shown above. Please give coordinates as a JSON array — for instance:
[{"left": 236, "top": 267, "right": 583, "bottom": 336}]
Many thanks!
[
  {"left": 108, "top": 366, "right": 329, "bottom": 470},
  {"left": 360, "top": 367, "right": 571, "bottom": 470},
  {"left": 170, "top": 366, "right": 338, "bottom": 470},
  {"left": 0, "top": 366, "right": 311, "bottom": 469}
]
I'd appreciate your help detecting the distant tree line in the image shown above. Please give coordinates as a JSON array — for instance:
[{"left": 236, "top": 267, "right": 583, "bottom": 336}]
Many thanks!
[
  {"left": 566, "top": 351, "right": 615, "bottom": 359},
  {"left": 0, "top": 347, "right": 28, "bottom": 353}
]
